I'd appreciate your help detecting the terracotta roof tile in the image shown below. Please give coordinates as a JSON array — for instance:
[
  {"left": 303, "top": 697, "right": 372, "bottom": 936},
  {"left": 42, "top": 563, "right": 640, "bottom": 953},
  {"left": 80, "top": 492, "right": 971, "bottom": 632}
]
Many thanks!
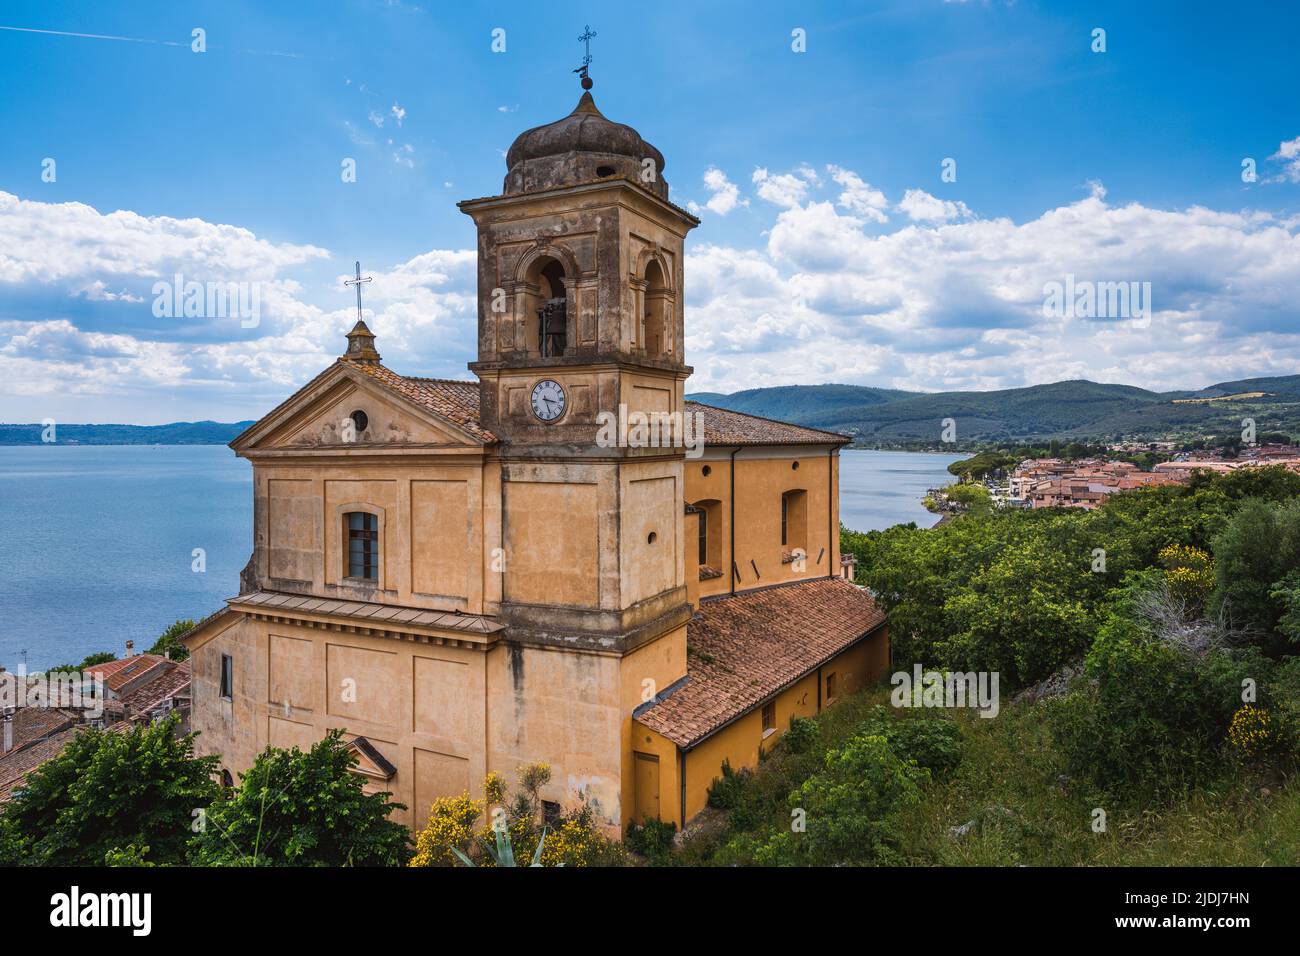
[
  {"left": 686, "top": 401, "right": 851, "bottom": 446},
  {"left": 88, "top": 654, "right": 172, "bottom": 694},
  {"left": 349, "top": 363, "right": 497, "bottom": 443},
  {"left": 2, "top": 707, "right": 78, "bottom": 756},
  {"left": 117, "top": 662, "right": 190, "bottom": 719},
  {"left": 0, "top": 725, "right": 81, "bottom": 802},
  {"left": 637, "top": 577, "right": 886, "bottom": 748}
]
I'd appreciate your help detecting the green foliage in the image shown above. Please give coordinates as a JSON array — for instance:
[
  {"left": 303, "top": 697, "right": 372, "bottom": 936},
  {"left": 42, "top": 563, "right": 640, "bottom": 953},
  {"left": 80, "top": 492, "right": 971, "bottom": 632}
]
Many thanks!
[
  {"left": 625, "top": 818, "right": 677, "bottom": 864},
  {"left": 189, "top": 730, "right": 410, "bottom": 866},
  {"left": 744, "top": 731, "right": 927, "bottom": 865},
  {"left": 854, "top": 468, "right": 1300, "bottom": 688},
  {"left": 944, "top": 482, "right": 993, "bottom": 514},
  {"left": 147, "top": 619, "right": 196, "bottom": 661},
  {"left": 1211, "top": 498, "right": 1300, "bottom": 645},
  {"left": 453, "top": 826, "right": 552, "bottom": 867},
  {"left": 948, "top": 451, "right": 1019, "bottom": 481},
  {"left": 1047, "top": 602, "right": 1257, "bottom": 800},
  {"left": 706, "top": 759, "right": 751, "bottom": 810},
  {"left": 782, "top": 716, "right": 820, "bottom": 755},
  {"left": 855, "top": 708, "right": 963, "bottom": 778},
  {"left": 42, "top": 650, "right": 115, "bottom": 675},
  {"left": 0, "top": 715, "right": 219, "bottom": 866}
]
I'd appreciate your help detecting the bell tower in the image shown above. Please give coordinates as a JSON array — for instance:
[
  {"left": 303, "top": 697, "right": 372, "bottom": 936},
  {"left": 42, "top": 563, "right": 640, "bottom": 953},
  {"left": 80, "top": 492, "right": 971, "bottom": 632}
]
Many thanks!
[{"left": 459, "top": 76, "right": 698, "bottom": 653}]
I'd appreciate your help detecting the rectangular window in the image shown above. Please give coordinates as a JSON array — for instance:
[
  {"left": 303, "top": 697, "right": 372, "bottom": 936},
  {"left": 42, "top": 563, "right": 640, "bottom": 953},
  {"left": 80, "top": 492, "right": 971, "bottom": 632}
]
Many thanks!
[
  {"left": 761, "top": 700, "right": 776, "bottom": 733},
  {"left": 825, "top": 671, "right": 837, "bottom": 701},
  {"left": 781, "top": 494, "right": 788, "bottom": 546},
  {"left": 698, "top": 509, "right": 708, "bottom": 566},
  {"left": 542, "top": 800, "right": 562, "bottom": 829},
  {"left": 220, "top": 653, "right": 233, "bottom": 700},
  {"left": 347, "top": 512, "right": 379, "bottom": 580}
]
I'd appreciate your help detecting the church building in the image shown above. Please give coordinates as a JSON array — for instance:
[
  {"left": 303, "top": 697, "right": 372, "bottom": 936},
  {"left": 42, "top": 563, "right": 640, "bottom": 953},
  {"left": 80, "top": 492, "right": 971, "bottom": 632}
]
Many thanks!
[{"left": 183, "top": 80, "right": 889, "bottom": 834}]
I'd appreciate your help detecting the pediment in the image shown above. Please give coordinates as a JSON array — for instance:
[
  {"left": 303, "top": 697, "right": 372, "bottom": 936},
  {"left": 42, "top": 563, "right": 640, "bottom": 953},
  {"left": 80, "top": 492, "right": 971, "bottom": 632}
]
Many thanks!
[
  {"left": 232, "top": 362, "right": 485, "bottom": 454},
  {"left": 345, "top": 736, "right": 397, "bottom": 780}
]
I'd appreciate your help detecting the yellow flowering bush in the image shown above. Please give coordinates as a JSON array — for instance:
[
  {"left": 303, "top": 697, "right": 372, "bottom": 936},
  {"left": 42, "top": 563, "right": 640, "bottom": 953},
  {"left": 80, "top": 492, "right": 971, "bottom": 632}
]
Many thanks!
[
  {"left": 409, "top": 764, "right": 621, "bottom": 867},
  {"left": 408, "top": 792, "right": 482, "bottom": 867},
  {"left": 1158, "top": 544, "right": 1215, "bottom": 610},
  {"left": 1228, "top": 704, "right": 1279, "bottom": 760}
]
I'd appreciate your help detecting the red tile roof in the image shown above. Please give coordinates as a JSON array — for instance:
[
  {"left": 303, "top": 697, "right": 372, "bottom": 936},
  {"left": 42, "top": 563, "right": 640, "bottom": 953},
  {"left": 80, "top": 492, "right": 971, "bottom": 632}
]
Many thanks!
[
  {"left": 0, "top": 725, "right": 81, "bottom": 802},
  {"left": 350, "top": 363, "right": 497, "bottom": 443},
  {"left": 117, "top": 661, "right": 190, "bottom": 719},
  {"left": 2, "top": 707, "right": 78, "bottom": 756},
  {"left": 88, "top": 654, "right": 172, "bottom": 694},
  {"left": 636, "top": 577, "right": 886, "bottom": 748},
  {"left": 686, "top": 401, "right": 851, "bottom": 446}
]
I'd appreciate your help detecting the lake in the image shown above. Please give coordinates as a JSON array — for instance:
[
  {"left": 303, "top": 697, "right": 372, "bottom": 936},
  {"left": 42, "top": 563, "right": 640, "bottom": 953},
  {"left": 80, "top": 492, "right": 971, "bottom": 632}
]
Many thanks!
[{"left": 0, "top": 445, "right": 960, "bottom": 671}]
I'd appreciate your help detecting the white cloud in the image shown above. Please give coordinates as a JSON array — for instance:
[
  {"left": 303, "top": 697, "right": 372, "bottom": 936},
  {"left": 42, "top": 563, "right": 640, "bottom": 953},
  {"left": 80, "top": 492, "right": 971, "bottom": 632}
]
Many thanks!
[
  {"left": 368, "top": 109, "right": 385, "bottom": 128},
  {"left": 684, "top": 182, "right": 1300, "bottom": 395},
  {"left": 687, "top": 167, "right": 747, "bottom": 216},
  {"left": 896, "top": 188, "right": 973, "bottom": 223},
  {"left": 752, "top": 166, "right": 818, "bottom": 208},
  {"left": 6, "top": 175, "right": 1300, "bottom": 423},
  {"left": 1269, "top": 136, "right": 1300, "bottom": 183},
  {"left": 827, "top": 165, "right": 889, "bottom": 223},
  {"left": 390, "top": 102, "right": 406, "bottom": 126}
]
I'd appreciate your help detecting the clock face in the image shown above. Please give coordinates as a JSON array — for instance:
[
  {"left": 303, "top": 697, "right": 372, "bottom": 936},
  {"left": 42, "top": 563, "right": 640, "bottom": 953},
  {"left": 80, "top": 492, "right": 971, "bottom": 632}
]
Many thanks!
[{"left": 530, "top": 379, "right": 567, "bottom": 422}]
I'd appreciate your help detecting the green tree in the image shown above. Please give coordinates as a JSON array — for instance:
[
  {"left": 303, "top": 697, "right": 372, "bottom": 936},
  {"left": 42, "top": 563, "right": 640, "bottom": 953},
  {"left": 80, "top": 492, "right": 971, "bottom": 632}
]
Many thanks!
[
  {"left": 0, "top": 715, "right": 219, "bottom": 865},
  {"left": 1211, "top": 498, "right": 1300, "bottom": 644},
  {"left": 147, "top": 618, "right": 196, "bottom": 661},
  {"left": 190, "top": 730, "right": 410, "bottom": 867},
  {"left": 43, "top": 650, "right": 115, "bottom": 675},
  {"left": 1049, "top": 594, "right": 1257, "bottom": 800}
]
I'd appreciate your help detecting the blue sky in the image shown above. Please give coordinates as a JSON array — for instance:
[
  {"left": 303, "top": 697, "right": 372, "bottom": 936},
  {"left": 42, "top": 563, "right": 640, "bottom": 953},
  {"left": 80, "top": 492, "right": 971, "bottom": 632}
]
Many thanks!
[{"left": 2, "top": 0, "right": 1299, "bottom": 423}]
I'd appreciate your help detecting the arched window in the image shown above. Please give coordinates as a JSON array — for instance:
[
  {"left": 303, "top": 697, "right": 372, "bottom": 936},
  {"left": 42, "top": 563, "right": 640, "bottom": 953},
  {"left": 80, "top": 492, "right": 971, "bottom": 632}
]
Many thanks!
[
  {"left": 522, "top": 255, "right": 568, "bottom": 358},
  {"left": 643, "top": 258, "right": 669, "bottom": 358},
  {"left": 345, "top": 512, "right": 379, "bottom": 580},
  {"left": 220, "top": 769, "right": 234, "bottom": 790}
]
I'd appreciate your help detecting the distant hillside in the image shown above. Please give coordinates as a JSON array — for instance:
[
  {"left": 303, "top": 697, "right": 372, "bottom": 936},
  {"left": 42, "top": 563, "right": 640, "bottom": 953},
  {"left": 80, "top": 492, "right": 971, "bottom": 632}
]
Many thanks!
[
  {"left": 0, "top": 421, "right": 254, "bottom": 445},
  {"left": 688, "top": 384, "right": 918, "bottom": 426},
  {"left": 688, "top": 374, "right": 1300, "bottom": 444}
]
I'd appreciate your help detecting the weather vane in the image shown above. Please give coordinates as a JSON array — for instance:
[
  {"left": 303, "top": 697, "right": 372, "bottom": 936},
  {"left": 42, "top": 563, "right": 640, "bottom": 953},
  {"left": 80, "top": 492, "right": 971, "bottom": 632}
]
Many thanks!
[
  {"left": 574, "top": 25, "right": 596, "bottom": 90},
  {"left": 344, "top": 260, "right": 372, "bottom": 323}
]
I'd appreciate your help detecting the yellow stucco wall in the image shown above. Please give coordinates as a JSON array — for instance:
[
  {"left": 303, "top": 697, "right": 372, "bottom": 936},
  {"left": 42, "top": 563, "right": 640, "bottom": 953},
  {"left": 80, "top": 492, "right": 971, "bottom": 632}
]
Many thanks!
[
  {"left": 685, "top": 450, "right": 840, "bottom": 600},
  {"left": 632, "top": 624, "right": 889, "bottom": 829}
]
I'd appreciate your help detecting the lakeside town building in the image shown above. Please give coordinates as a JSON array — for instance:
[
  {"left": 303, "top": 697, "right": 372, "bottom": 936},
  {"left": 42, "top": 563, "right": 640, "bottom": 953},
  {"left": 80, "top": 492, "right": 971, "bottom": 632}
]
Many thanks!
[{"left": 179, "top": 85, "right": 888, "bottom": 834}]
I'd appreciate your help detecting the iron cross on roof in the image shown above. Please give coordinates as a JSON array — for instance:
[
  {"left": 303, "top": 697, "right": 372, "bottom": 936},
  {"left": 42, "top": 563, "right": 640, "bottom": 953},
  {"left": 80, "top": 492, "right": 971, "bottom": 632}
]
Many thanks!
[
  {"left": 343, "top": 260, "right": 372, "bottom": 322},
  {"left": 574, "top": 25, "right": 596, "bottom": 89}
]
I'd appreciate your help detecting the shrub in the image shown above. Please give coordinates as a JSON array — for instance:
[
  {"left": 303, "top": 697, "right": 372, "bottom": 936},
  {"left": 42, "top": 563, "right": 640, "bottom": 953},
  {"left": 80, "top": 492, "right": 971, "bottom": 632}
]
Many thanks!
[
  {"left": 748, "top": 731, "right": 927, "bottom": 865},
  {"left": 1048, "top": 607, "right": 1254, "bottom": 799},
  {"left": 409, "top": 765, "right": 620, "bottom": 868},
  {"left": 1158, "top": 544, "right": 1215, "bottom": 613},
  {"left": 626, "top": 818, "right": 677, "bottom": 864},
  {"left": 190, "top": 730, "right": 410, "bottom": 866},
  {"left": 1227, "top": 705, "right": 1281, "bottom": 761},
  {"left": 706, "top": 759, "right": 751, "bottom": 810},
  {"left": 856, "top": 708, "right": 964, "bottom": 778},
  {"left": 782, "top": 716, "right": 820, "bottom": 755}
]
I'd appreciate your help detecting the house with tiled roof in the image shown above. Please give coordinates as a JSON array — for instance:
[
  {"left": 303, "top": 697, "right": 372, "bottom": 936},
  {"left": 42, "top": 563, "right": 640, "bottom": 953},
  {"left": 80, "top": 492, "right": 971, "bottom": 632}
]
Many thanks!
[
  {"left": 0, "top": 657, "right": 191, "bottom": 804},
  {"left": 182, "top": 80, "right": 888, "bottom": 835}
]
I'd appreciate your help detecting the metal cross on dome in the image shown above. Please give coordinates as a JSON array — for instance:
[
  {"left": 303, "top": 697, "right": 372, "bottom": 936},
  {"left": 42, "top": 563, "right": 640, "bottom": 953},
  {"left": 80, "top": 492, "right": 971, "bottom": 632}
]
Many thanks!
[
  {"left": 343, "top": 260, "right": 372, "bottom": 322},
  {"left": 574, "top": 25, "right": 596, "bottom": 88}
]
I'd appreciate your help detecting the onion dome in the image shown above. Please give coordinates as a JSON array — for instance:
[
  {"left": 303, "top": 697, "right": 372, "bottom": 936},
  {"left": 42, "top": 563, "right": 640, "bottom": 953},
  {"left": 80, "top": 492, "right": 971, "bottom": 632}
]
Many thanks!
[{"left": 503, "top": 92, "right": 668, "bottom": 199}]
